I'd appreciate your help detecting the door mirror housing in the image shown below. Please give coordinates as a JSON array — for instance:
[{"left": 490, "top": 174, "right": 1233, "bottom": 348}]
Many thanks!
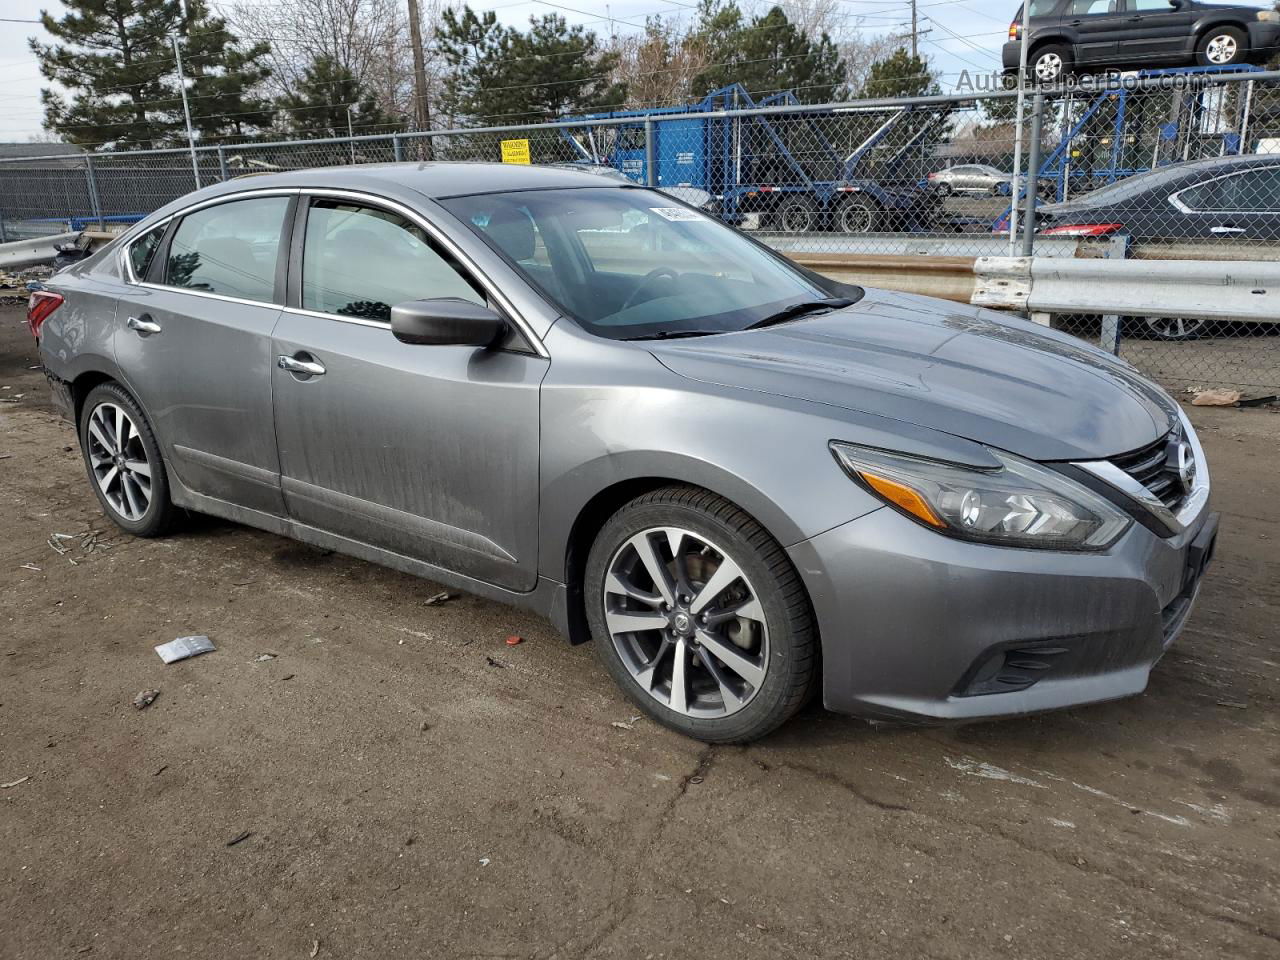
[{"left": 391, "top": 298, "right": 507, "bottom": 347}]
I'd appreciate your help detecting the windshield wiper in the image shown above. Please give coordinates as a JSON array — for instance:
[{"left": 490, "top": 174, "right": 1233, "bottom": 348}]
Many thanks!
[
  {"left": 747, "top": 298, "right": 855, "bottom": 331},
  {"left": 622, "top": 329, "right": 726, "bottom": 341}
]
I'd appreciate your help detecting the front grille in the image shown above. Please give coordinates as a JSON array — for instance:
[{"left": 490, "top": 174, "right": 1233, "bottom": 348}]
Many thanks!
[{"left": 1110, "top": 429, "right": 1188, "bottom": 514}]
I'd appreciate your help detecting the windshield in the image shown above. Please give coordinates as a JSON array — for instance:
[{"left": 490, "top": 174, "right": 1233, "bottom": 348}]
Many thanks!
[{"left": 442, "top": 187, "right": 843, "bottom": 340}]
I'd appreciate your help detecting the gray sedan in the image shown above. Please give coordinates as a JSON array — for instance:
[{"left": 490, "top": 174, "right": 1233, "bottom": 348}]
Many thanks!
[
  {"left": 928, "top": 164, "right": 1010, "bottom": 196},
  {"left": 29, "top": 163, "right": 1217, "bottom": 743}
]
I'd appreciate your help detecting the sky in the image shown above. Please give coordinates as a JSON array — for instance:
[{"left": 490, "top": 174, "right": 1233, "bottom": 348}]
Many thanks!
[{"left": 0, "top": 0, "right": 1266, "bottom": 144}]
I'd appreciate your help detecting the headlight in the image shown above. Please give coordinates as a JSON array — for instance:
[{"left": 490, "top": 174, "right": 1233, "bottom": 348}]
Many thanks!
[
  {"left": 831, "top": 442, "right": 1131, "bottom": 551},
  {"left": 1258, "top": 10, "right": 1279, "bottom": 22}
]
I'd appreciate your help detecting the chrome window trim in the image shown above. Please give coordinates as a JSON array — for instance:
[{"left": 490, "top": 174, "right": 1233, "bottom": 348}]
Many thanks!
[
  {"left": 295, "top": 188, "right": 549, "bottom": 359},
  {"left": 134, "top": 281, "right": 287, "bottom": 312},
  {"left": 1168, "top": 164, "right": 1280, "bottom": 217},
  {"left": 1071, "top": 407, "right": 1210, "bottom": 536},
  {"left": 280, "top": 305, "right": 391, "bottom": 331},
  {"left": 120, "top": 187, "right": 302, "bottom": 288}
]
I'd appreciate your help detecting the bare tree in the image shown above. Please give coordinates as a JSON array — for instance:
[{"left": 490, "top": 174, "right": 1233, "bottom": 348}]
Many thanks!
[{"left": 227, "top": 0, "right": 446, "bottom": 125}]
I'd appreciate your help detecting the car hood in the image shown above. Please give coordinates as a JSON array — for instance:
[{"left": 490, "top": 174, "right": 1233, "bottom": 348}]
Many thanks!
[{"left": 648, "top": 289, "right": 1176, "bottom": 462}]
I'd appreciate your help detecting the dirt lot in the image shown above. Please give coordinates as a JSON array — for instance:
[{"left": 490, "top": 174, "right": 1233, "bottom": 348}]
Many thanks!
[{"left": 1, "top": 303, "right": 1278, "bottom": 960}]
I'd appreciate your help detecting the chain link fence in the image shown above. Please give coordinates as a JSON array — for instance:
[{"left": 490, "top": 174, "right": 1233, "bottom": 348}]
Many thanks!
[{"left": 3, "top": 69, "right": 1278, "bottom": 393}]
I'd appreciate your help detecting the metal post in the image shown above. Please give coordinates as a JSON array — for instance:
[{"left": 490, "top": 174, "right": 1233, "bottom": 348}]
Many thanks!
[
  {"left": 393, "top": 134, "right": 403, "bottom": 163},
  {"left": 217, "top": 146, "right": 229, "bottom": 181},
  {"left": 1008, "top": 1, "right": 1033, "bottom": 255},
  {"left": 644, "top": 117, "right": 657, "bottom": 186},
  {"left": 347, "top": 106, "right": 357, "bottom": 164},
  {"left": 0, "top": 210, "right": 7, "bottom": 244},
  {"left": 1239, "top": 79, "right": 1256, "bottom": 154},
  {"left": 171, "top": 36, "right": 201, "bottom": 188},
  {"left": 1099, "top": 232, "right": 1130, "bottom": 356},
  {"left": 1021, "top": 93, "right": 1045, "bottom": 258},
  {"left": 84, "top": 155, "right": 104, "bottom": 231}
]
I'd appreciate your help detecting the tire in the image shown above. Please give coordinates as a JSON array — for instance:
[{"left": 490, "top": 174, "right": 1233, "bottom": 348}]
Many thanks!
[
  {"left": 584, "top": 486, "right": 819, "bottom": 744},
  {"left": 79, "top": 382, "right": 177, "bottom": 537},
  {"left": 772, "top": 196, "right": 818, "bottom": 234},
  {"left": 1031, "top": 44, "right": 1071, "bottom": 84},
  {"left": 1196, "top": 26, "right": 1247, "bottom": 67},
  {"left": 936, "top": 182, "right": 953, "bottom": 198},
  {"left": 1129, "top": 316, "right": 1210, "bottom": 341},
  {"left": 836, "top": 194, "right": 881, "bottom": 234}
]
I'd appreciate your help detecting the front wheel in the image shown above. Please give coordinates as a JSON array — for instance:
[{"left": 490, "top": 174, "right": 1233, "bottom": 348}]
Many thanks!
[
  {"left": 1197, "top": 27, "right": 1247, "bottom": 67},
  {"left": 585, "top": 487, "right": 819, "bottom": 743},
  {"left": 79, "top": 382, "right": 177, "bottom": 537}
]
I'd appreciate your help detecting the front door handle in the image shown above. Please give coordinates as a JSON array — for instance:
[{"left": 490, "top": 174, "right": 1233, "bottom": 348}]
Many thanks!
[
  {"left": 1210, "top": 225, "right": 1245, "bottom": 235},
  {"left": 277, "top": 354, "right": 326, "bottom": 377},
  {"left": 126, "top": 315, "right": 162, "bottom": 336}
]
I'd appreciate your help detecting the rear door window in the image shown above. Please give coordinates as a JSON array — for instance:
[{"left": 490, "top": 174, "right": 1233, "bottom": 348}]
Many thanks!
[
  {"left": 1178, "top": 167, "right": 1280, "bottom": 212},
  {"left": 300, "top": 199, "right": 485, "bottom": 323},
  {"left": 164, "top": 196, "right": 290, "bottom": 302}
]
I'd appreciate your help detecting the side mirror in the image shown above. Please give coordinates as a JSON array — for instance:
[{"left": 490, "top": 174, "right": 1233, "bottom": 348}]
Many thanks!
[{"left": 391, "top": 298, "right": 507, "bottom": 347}]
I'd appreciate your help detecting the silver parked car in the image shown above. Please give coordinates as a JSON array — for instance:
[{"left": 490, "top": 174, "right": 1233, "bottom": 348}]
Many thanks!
[
  {"left": 30, "top": 163, "right": 1218, "bottom": 743},
  {"left": 928, "top": 164, "right": 1011, "bottom": 196}
]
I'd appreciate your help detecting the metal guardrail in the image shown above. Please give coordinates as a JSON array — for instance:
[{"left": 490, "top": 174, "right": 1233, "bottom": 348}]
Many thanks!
[
  {"left": 974, "top": 257, "right": 1280, "bottom": 324},
  {"left": 0, "top": 232, "right": 82, "bottom": 270}
]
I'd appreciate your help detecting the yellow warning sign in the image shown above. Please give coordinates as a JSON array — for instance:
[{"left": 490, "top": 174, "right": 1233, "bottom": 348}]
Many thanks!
[{"left": 500, "top": 139, "right": 531, "bottom": 165}]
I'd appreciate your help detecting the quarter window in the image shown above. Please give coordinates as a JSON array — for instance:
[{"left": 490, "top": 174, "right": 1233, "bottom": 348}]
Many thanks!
[
  {"left": 301, "top": 200, "right": 484, "bottom": 322},
  {"left": 128, "top": 224, "right": 165, "bottom": 281},
  {"left": 164, "top": 196, "right": 289, "bottom": 301}
]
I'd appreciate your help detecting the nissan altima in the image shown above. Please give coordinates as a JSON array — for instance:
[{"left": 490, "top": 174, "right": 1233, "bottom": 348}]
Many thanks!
[{"left": 29, "top": 163, "right": 1218, "bottom": 743}]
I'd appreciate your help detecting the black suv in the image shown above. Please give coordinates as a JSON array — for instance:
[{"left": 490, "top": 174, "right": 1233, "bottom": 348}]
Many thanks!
[{"left": 1003, "top": 0, "right": 1280, "bottom": 83}]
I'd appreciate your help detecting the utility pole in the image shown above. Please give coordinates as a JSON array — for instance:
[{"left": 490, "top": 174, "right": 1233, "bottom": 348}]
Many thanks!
[
  {"left": 406, "top": 0, "right": 434, "bottom": 160},
  {"left": 171, "top": 35, "right": 201, "bottom": 188},
  {"left": 911, "top": 0, "right": 918, "bottom": 60}
]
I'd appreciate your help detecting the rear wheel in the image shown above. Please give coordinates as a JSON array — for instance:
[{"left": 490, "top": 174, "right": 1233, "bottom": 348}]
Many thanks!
[
  {"left": 585, "top": 486, "right": 818, "bottom": 744},
  {"left": 1031, "top": 45, "right": 1071, "bottom": 84},
  {"left": 772, "top": 196, "right": 818, "bottom": 233},
  {"left": 1196, "top": 27, "right": 1247, "bottom": 67},
  {"left": 836, "top": 194, "right": 881, "bottom": 234},
  {"left": 79, "top": 382, "right": 176, "bottom": 537}
]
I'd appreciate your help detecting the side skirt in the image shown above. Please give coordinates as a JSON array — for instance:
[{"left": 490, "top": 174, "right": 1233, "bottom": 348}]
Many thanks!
[{"left": 167, "top": 470, "right": 571, "bottom": 636}]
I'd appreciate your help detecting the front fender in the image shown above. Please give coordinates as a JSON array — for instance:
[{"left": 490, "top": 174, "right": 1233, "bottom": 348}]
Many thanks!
[{"left": 536, "top": 320, "right": 992, "bottom": 583}]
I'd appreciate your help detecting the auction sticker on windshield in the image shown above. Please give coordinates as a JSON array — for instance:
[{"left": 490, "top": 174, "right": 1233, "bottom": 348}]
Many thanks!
[{"left": 650, "top": 207, "right": 704, "bottom": 222}]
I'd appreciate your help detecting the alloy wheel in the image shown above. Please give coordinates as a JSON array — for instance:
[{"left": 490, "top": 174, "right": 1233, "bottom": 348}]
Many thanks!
[
  {"left": 603, "top": 526, "right": 769, "bottom": 719},
  {"left": 1205, "top": 34, "right": 1238, "bottom": 65},
  {"left": 1035, "top": 54, "right": 1063, "bottom": 83},
  {"left": 1144, "top": 316, "right": 1208, "bottom": 341},
  {"left": 86, "top": 401, "right": 153, "bottom": 521}
]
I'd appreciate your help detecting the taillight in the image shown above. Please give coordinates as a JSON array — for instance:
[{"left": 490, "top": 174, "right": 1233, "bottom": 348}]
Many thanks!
[
  {"left": 1041, "top": 223, "right": 1125, "bottom": 237},
  {"left": 1009, "top": 21, "right": 1019, "bottom": 41},
  {"left": 26, "top": 290, "right": 64, "bottom": 339}
]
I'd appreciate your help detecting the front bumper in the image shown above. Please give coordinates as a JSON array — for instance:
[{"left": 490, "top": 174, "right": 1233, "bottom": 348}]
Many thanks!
[
  {"left": 1249, "top": 22, "right": 1280, "bottom": 56},
  {"left": 789, "top": 500, "right": 1217, "bottom": 723}
]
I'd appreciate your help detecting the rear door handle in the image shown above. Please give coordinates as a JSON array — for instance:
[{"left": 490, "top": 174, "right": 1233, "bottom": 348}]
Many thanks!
[
  {"left": 277, "top": 354, "right": 326, "bottom": 377},
  {"left": 126, "top": 315, "right": 161, "bottom": 336}
]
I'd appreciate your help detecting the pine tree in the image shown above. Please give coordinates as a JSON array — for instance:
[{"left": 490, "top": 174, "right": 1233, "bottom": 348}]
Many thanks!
[
  {"left": 180, "top": 1, "right": 275, "bottom": 141},
  {"left": 690, "top": 2, "right": 846, "bottom": 103},
  {"left": 278, "top": 55, "right": 396, "bottom": 138},
  {"left": 31, "top": 0, "right": 274, "bottom": 150},
  {"left": 858, "top": 48, "right": 938, "bottom": 100},
  {"left": 436, "top": 5, "right": 625, "bottom": 125}
]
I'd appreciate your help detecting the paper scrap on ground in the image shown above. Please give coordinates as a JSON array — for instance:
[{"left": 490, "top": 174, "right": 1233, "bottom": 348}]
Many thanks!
[{"left": 155, "top": 635, "right": 216, "bottom": 664}]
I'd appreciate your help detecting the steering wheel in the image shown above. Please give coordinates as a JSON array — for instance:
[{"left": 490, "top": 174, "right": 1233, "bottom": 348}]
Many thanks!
[{"left": 621, "top": 266, "right": 681, "bottom": 312}]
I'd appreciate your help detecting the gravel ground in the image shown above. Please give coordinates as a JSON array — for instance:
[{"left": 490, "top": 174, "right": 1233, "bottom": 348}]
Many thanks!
[{"left": 1, "top": 304, "right": 1278, "bottom": 960}]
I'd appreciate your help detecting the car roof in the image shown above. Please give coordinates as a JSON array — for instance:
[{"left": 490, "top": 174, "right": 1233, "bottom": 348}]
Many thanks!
[{"left": 208, "top": 161, "right": 623, "bottom": 200}]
